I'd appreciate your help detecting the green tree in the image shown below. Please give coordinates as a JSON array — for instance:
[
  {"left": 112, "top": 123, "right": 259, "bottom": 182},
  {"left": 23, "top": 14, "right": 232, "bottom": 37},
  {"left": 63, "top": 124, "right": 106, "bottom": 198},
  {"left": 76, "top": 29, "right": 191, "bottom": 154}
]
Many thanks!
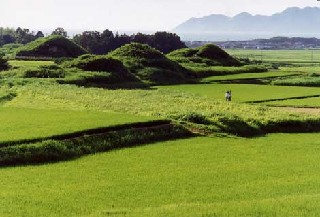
[
  {"left": 35, "top": 31, "right": 45, "bottom": 39},
  {"left": 151, "top": 32, "right": 186, "bottom": 54},
  {"left": 51, "top": 27, "right": 68, "bottom": 37},
  {"left": 15, "top": 27, "right": 36, "bottom": 44},
  {"left": 73, "top": 31, "right": 102, "bottom": 54}
]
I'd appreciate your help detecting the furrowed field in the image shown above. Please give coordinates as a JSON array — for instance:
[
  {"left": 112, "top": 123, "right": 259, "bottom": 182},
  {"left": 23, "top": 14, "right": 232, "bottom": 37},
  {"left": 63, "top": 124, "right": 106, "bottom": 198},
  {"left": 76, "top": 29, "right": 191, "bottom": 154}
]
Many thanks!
[{"left": 1, "top": 43, "right": 320, "bottom": 216}]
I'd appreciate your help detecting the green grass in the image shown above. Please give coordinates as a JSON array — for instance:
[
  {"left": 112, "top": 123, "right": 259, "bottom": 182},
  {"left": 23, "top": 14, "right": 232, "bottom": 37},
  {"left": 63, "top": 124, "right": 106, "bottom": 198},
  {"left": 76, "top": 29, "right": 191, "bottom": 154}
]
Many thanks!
[
  {"left": 109, "top": 43, "right": 194, "bottom": 84},
  {"left": 2, "top": 134, "right": 320, "bottom": 216},
  {"left": 1, "top": 55, "right": 320, "bottom": 216},
  {"left": 0, "top": 43, "right": 23, "bottom": 58},
  {"left": 167, "top": 44, "right": 241, "bottom": 66},
  {"left": 157, "top": 83, "right": 320, "bottom": 103},
  {"left": 201, "top": 71, "right": 299, "bottom": 83},
  {"left": 4, "top": 82, "right": 320, "bottom": 137},
  {"left": 0, "top": 107, "right": 154, "bottom": 143},
  {"left": 272, "top": 76, "right": 320, "bottom": 87},
  {"left": 9, "top": 60, "right": 54, "bottom": 69},
  {"left": 227, "top": 49, "right": 320, "bottom": 65},
  {"left": 181, "top": 64, "right": 267, "bottom": 77},
  {"left": 2, "top": 82, "right": 299, "bottom": 119},
  {"left": 280, "top": 66, "right": 320, "bottom": 74},
  {"left": 266, "top": 97, "right": 320, "bottom": 107}
]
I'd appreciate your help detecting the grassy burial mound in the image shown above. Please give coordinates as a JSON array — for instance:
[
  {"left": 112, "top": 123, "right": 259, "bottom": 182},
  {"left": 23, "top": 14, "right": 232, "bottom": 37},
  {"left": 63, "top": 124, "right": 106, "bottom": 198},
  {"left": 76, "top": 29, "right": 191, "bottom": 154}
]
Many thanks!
[
  {"left": 15, "top": 35, "right": 87, "bottom": 59},
  {"left": 108, "top": 43, "right": 195, "bottom": 85},
  {"left": 167, "top": 44, "right": 242, "bottom": 67},
  {"left": 62, "top": 54, "right": 144, "bottom": 88},
  {"left": 167, "top": 44, "right": 268, "bottom": 78}
]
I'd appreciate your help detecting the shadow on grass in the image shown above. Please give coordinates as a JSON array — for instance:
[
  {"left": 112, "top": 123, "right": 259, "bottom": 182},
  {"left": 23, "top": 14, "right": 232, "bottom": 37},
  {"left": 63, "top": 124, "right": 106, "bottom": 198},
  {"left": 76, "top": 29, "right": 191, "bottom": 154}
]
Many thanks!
[
  {"left": 246, "top": 94, "right": 320, "bottom": 104},
  {"left": 0, "top": 121, "right": 194, "bottom": 167}
]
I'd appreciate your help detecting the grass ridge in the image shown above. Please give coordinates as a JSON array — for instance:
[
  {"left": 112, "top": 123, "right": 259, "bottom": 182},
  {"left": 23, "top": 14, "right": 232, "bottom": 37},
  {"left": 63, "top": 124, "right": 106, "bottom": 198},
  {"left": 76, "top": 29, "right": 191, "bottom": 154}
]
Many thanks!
[
  {"left": 0, "top": 122, "right": 193, "bottom": 166},
  {"left": 0, "top": 119, "right": 170, "bottom": 148}
]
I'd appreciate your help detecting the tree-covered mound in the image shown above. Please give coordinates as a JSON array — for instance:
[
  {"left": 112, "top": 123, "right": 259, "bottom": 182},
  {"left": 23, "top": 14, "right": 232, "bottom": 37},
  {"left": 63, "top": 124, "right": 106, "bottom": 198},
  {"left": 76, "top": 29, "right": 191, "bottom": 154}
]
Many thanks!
[
  {"left": 108, "top": 43, "right": 195, "bottom": 84},
  {"left": 167, "top": 44, "right": 242, "bottom": 67},
  {"left": 15, "top": 35, "right": 87, "bottom": 58},
  {"left": 62, "top": 54, "right": 143, "bottom": 88}
]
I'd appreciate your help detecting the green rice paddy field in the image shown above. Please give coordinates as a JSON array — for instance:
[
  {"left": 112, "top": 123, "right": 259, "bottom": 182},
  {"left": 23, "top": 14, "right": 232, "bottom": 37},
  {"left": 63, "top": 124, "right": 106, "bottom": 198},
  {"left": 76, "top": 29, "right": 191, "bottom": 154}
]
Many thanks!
[
  {"left": 157, "top": 83, "right": 320, "bottom": 103},
  {"left": 201, "top": 71, "right": 299, "bottom": 83},
  {"left": 227, "top": 49, "right": 320, "bottom": 64},
  {"left": 2, "top": 134, "right": 320, "bottom": 216},
  {"left": 0, "top": 107, "right": 154, "bottom": 143},
  {"left": 2, "top": 50, "right": 320, "bottom": 216}
]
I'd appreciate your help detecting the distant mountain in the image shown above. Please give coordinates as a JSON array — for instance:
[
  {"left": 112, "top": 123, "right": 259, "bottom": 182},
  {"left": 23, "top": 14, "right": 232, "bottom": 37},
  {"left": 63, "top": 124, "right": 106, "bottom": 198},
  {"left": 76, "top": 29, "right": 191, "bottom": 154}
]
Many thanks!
[{"left": 174, "top": 7, "right": 320, "bottom": 41}]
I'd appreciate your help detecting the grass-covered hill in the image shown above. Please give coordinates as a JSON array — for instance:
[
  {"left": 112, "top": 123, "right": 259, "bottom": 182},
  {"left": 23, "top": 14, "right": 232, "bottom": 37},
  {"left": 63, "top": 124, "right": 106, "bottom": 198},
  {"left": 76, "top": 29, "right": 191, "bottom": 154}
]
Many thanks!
[
  {"left": 15, "top": 35, "right": 87, "bottom": 58},
  {"left": 108, "top": 43, "right": 195, "bottom": 85},
  {"left": 167, "top": 44, "right": 242, "bottom": 67},
  {"left": 61, "top": 54, "right": 144, "bottom": 88}
]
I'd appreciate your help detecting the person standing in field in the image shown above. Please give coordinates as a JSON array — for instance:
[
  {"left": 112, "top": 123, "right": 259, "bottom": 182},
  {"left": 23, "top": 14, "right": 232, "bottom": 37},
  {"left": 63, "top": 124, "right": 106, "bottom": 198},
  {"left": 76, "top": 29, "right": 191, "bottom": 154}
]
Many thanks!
[{"left": 225, "top": 90, "right": 232, "bottom": 101}]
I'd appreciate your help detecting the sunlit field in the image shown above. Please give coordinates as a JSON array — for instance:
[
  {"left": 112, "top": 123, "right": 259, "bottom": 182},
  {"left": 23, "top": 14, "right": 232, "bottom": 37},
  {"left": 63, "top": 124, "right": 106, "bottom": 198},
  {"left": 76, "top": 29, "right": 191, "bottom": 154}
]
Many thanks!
[{"left": 2, "top": 134, "right": 320, "bottom": 216}]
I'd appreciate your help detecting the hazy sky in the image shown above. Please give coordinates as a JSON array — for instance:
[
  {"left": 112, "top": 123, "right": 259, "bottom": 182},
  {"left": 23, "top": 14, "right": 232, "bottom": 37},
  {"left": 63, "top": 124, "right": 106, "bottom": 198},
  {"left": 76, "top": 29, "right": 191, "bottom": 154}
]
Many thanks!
[{"left": 0, "top": 0, "right": 319, "bottom": 31}]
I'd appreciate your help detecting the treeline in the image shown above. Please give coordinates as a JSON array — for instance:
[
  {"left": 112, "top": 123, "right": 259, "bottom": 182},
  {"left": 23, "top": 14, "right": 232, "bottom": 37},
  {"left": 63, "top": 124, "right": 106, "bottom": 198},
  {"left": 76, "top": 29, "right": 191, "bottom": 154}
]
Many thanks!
[
  {"left": 73, "top": 30, "right": 186, "bottom": 54},
  {"left": 0, "top": 27, "right": 186, "bottom": 54},
  {"left": 0, "top": 27, "right": 45, "bottom": 45}
]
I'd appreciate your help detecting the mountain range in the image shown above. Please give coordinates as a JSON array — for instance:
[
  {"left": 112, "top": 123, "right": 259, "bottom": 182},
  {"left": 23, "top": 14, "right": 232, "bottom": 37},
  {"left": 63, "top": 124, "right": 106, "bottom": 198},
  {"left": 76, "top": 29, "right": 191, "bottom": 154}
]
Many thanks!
[{"left": 174, "top": 7, "right": 320, "bottom": 41}]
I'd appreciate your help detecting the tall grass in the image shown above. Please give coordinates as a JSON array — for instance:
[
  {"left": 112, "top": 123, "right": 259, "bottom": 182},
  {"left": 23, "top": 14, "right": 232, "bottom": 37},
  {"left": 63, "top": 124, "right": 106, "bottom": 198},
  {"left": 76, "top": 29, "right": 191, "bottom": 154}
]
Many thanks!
[
  {"left": 272, "top": 75, "right": 320, "bottom": 87},
  {"left": 5, "top": 83, "right": 320, "bottom": 136}
]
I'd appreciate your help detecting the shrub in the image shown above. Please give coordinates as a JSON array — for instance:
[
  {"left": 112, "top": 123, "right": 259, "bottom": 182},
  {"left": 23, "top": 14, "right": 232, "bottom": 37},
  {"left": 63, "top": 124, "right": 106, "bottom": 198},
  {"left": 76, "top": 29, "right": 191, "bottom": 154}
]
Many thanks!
[
  {"left": 24, "top": 64, "right": 65, "bottom": 78},
  {"left": 0, "top": 52, "right": 9, "bottom": 70},
  {"left": 64, "top": 55, "right": 128, "bottom": 73},
  {"left": 62, "top": 55, "right": 140, "bottom": 86}
]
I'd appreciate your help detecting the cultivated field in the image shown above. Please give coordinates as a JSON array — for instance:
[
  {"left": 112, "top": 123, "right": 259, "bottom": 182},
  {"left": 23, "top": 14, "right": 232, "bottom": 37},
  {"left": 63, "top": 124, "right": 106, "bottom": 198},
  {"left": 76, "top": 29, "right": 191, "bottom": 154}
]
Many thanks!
[
  {"left": 157, "top": 83, "right": 320, "bottom": 103},
  {"left": 227, "top": 49, "right": 320, "bottom": 65},
  {"left": 0, "top": 107, "right": 154, "bottom": 143},
  {"left": 2, "top": 134, "right": 320, "bottom": 216},
  {"left": 1, "top": 45, "right": 320, "bottom": 216}
]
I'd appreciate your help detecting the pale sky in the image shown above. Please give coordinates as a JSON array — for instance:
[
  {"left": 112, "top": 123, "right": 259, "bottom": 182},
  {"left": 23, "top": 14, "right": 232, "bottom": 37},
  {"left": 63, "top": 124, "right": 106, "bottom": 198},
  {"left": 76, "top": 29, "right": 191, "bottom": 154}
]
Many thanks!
[{"left": 0, "top": 0, "right": 319, "bottom": 31}]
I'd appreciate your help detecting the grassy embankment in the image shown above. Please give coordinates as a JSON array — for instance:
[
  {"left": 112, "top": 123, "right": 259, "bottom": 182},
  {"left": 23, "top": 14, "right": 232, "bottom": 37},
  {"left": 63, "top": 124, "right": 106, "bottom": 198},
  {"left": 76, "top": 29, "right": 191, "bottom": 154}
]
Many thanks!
[{"left": 0, "top": 106, "right": 192, "bottom": 166}]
